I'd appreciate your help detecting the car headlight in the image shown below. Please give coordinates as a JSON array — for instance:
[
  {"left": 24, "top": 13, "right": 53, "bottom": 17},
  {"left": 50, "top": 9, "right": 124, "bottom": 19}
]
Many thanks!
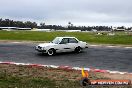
[{"left": 37, "top": 46, "right": 42, "bottom": 49}]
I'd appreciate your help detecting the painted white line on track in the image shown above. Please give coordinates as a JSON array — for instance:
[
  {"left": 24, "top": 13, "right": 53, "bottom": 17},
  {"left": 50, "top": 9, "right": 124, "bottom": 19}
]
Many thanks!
[
  {"left": 89, "top": 45, "right": 99, "bottom": 47},
  {"left": 125, "top": 47, "right": 132, "bottom": 49},
  {"left": 107, "top": 46, "right": 116, "bottom": 48},
  {"left": 12, "top": 42, "right": 21, "bottom": 44},
  {"left": 89, "top": 44, "right": 132, "bottom": 49}
]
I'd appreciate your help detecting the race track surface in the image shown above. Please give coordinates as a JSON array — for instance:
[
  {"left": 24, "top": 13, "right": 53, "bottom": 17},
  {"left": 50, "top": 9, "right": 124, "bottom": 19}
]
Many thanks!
[{"left": 0, "top": 43, "right": 132, "bottom": 72}]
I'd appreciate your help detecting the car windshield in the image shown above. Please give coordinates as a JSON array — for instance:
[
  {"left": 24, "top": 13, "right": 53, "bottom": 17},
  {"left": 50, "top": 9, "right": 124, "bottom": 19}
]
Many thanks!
[{"left": 51, "top": 37, "right": 60, "bottom": 44}]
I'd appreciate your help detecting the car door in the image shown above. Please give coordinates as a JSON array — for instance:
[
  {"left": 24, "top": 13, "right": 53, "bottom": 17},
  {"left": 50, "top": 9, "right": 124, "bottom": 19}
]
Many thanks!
[
  {"left": 58, "top": 38, "right": 71, "bottom": 52},
  {"left": 68, "top": 38, "right": 79, "bottom": 51}
]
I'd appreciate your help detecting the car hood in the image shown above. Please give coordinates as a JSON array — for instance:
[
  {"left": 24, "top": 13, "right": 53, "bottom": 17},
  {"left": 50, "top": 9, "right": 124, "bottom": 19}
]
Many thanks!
[{"left": 38, "top": 43, "right": 57, "bottom": 47}]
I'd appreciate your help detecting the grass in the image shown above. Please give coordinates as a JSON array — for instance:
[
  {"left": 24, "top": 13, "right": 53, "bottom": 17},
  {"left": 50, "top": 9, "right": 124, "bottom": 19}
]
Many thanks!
[
  {"left": 0, "top": 30, "right": 132, "bottom": 45},
  {"left": 0, "top": 64, "right": 82, "bottom": 88},
  {"left": 0, "top": 76, "right": 57, "bottom": 88}
]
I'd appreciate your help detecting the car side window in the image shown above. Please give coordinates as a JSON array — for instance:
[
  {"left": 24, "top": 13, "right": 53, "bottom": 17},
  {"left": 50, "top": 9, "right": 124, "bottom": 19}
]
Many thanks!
[
  {"left": 60, "top": 38, "right": 69, "bottom": 44},
  {"left": 69, "top": 38, "right": 78, "bottom": 43}
]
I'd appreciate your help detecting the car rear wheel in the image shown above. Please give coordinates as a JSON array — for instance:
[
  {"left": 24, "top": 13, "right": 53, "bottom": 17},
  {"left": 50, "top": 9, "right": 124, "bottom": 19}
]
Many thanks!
[
  {"left": 75, "top": 47, "right": 82, "bottom": 53},
  {"left": 47, "top": 49, "right": 55, "bottom": 56}
]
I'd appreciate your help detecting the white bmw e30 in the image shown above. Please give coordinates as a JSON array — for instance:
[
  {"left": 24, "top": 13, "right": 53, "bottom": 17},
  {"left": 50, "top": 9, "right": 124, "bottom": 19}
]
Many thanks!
[{"left": 35, "top": 37, "right": 88, "bottom": 56}]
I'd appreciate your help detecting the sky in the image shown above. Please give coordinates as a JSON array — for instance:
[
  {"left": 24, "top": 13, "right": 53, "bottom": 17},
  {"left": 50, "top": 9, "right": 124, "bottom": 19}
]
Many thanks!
[{"left": 0, "top": 0, "right": 132, "bottom": 27}]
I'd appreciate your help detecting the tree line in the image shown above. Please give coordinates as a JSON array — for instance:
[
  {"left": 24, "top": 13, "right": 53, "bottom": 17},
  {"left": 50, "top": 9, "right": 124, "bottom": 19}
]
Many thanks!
[
  {"left": 0, "top": 18, "right": 37, "bottom": 29},
  {"left": 0, "top": 18, "right": 131, "bottom": 31}
]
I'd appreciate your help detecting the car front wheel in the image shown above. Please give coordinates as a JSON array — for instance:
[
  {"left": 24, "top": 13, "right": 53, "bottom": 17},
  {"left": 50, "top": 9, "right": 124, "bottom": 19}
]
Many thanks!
[{"left": 47, "top": 49, "right": 55, "bottom": 56}]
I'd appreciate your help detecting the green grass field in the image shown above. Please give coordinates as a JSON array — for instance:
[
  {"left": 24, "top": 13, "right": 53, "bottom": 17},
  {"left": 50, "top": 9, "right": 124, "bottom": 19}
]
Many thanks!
[{"left": 0, "top": 31, "right": 132, "bottom": 45}]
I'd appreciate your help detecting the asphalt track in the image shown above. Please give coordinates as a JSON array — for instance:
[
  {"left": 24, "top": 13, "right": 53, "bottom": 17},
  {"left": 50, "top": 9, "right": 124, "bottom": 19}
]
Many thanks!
[{"left": 0, "top": 42, "right": 132, "bottom": 72}]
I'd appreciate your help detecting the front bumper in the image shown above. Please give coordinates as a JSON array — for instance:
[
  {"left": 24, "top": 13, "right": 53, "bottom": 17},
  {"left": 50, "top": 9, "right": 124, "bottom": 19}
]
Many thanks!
[{"left": 35, "top": 46, "right": 47, "bottom": 53}]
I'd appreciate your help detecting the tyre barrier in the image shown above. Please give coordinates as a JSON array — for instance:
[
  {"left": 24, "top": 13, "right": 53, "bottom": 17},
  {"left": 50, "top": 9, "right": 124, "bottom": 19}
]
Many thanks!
[{"left": 0, "top": 61, "right": 131, "bottom": 75}]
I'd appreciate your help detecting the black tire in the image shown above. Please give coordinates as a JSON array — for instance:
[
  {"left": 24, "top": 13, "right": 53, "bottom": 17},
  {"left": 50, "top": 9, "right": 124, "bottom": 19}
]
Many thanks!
[
  {"left": 47, "top": 49, "right": 56, "bottom": 56},
  {"left": 75, "top": 47, "right": 82, "bottom": 53}
]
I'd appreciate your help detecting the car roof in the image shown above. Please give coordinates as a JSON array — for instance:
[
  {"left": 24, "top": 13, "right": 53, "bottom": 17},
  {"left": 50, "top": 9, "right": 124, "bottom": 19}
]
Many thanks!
[{"left": 56, "top": 37, "right": 76, "bottom": 39}]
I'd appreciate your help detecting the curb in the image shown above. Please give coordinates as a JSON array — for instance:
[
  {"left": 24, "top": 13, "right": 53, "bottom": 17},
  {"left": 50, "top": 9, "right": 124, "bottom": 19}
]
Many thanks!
[{"left": 0, "top": 61, "right": 131, "bottom": 75}]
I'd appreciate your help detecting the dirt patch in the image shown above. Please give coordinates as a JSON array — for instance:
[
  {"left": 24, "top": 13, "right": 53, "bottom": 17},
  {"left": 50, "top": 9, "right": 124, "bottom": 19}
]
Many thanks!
[
  {"left": 0, "top": 64, "right": 132, "bottom": 88},
  {"left": 100, "top": 72, "right": 132, "bottom": 81}
]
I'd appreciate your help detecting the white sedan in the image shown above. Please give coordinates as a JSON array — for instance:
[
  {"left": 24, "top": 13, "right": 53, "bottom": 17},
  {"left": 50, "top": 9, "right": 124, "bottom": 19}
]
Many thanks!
[{"left": 35, "top": 37, "right": 88, "bottom": 56}]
